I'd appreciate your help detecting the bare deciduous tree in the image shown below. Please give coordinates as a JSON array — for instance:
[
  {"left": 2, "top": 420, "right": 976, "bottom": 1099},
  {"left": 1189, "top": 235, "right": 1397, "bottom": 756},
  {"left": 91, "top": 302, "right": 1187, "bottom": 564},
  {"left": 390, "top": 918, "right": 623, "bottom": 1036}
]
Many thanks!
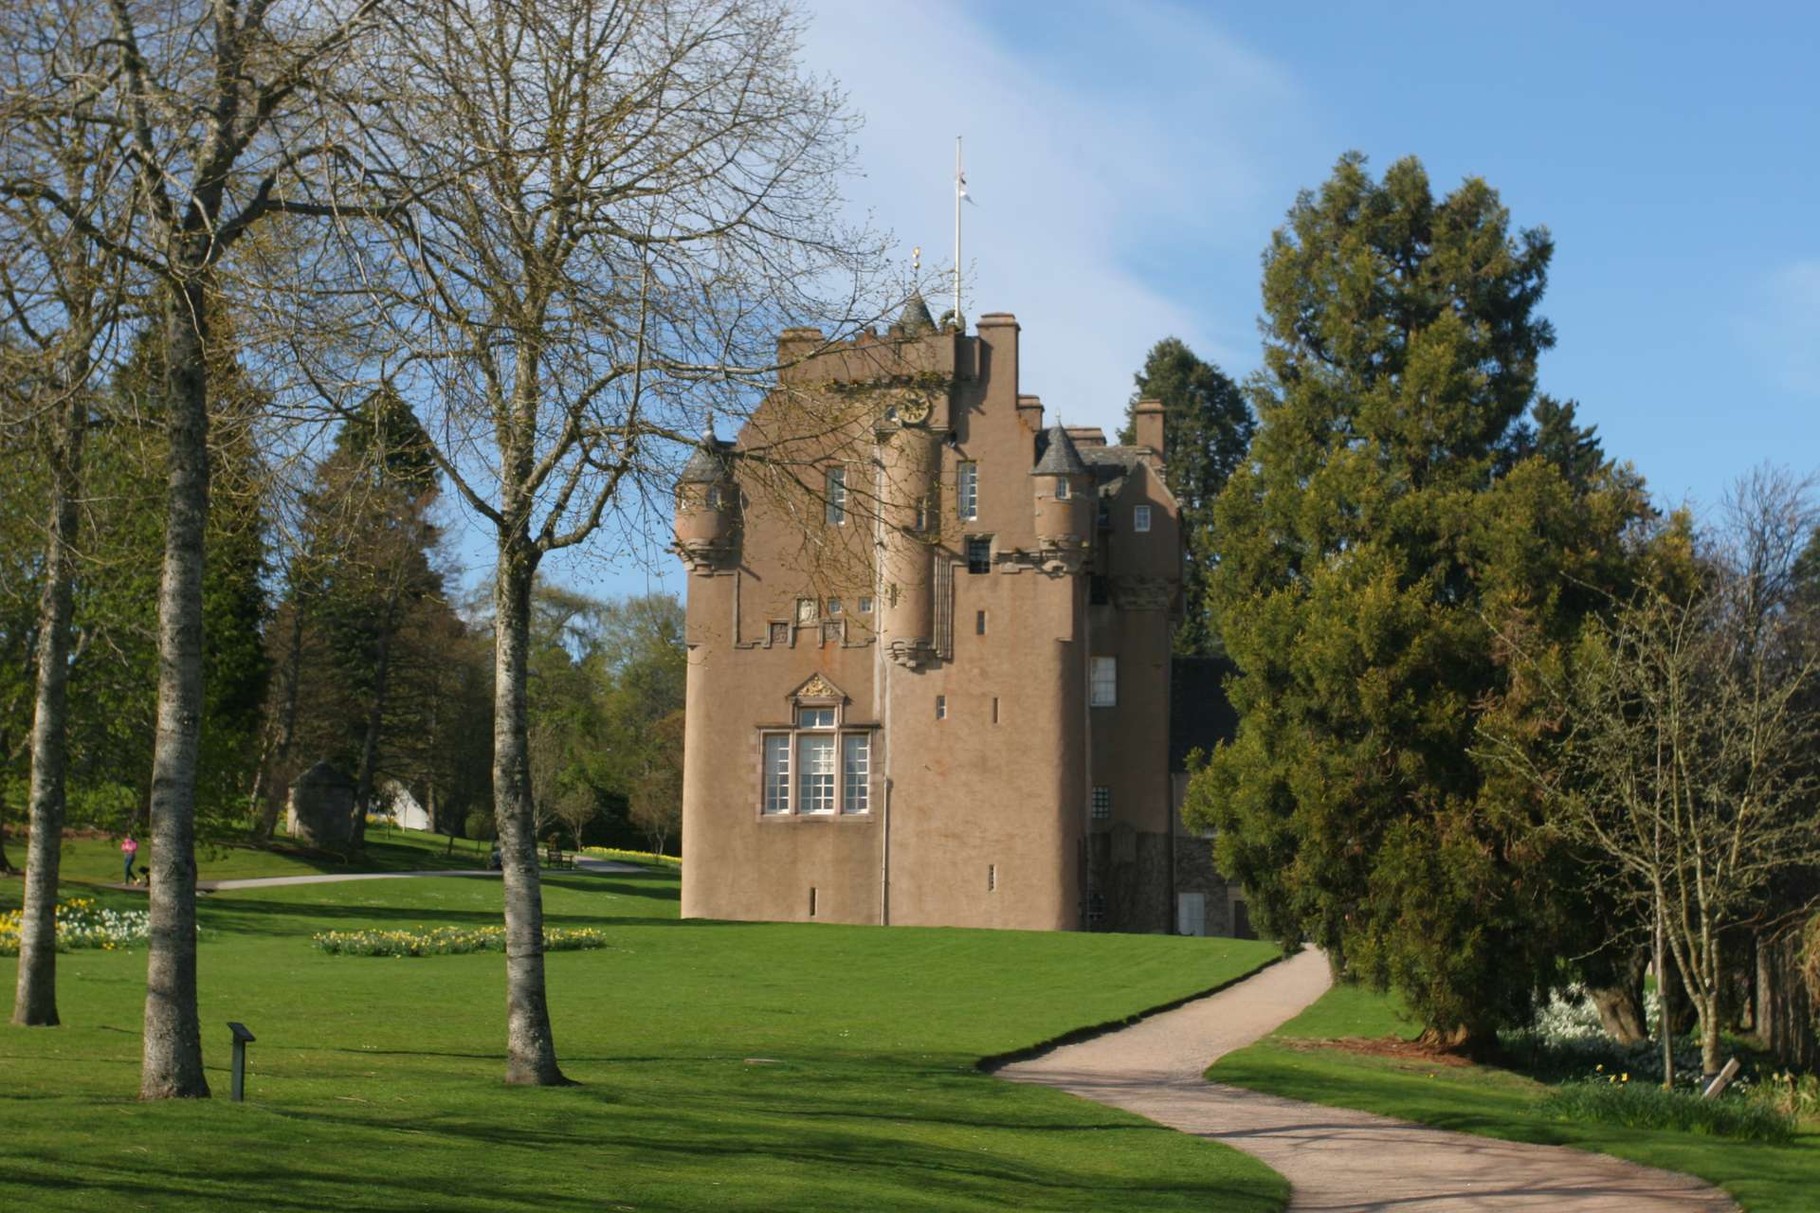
[
  {"left": 1500, "top": 475, "right": 1820, "bottom": 1080},
  {"left": 307, "top": 0, "right": 885, "bottom": 1084},
  {"left": 1, "top": 0, "right": 380, "bottom": 1097}
]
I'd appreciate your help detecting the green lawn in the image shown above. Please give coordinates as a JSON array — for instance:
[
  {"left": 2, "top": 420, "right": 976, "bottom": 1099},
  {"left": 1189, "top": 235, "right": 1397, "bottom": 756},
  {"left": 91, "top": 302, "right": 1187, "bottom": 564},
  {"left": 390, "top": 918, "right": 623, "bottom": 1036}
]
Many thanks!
[
  {"left": 9, "top": 825, "right": 490, "bottom": 886},
  {"left": 1210, "top": 979, "right": 1820, "bottom": 1213},
  {"left": 1, "top": 844, "right": 1287, "bottom": 1211}
]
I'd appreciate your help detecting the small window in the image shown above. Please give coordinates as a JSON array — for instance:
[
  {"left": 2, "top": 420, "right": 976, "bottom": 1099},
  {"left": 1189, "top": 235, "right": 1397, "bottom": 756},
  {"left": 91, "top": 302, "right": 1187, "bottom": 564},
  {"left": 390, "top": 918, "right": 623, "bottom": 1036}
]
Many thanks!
[
  {"left": 1054, "top": 477, "right": 1070, "bottom": 501},
  {"left": 966, "top": 537, "right": 991, "bottom": 574},
  {"left": 1091, "top": 786, "right": 1111, "bottom": 821},
  {"left": 991, "top": 696, "right": 1000, "bottom": 724},
  {"left": 957, "top": 461, "right": 979, "bottom": 521},
  {"left": 762, "top": 735, "right": 791, "bottom": 814},
  {"left": 825, "top": 466, "right": 847, "bottom": 524},
  {"left": 1134, "top": 505, "right": 1152, "bottom": 533},
  {"left": 796, "top": 598, "right": 817, "bottom": 625},
  {"left": 797, "top": 707, "right": 835, "bottom": 729},
  {"left": 1090, "top": 656, "right": 1117, "bottom": 707},
  {"left": 915, "top": 495, "right": 931, "bottom": 533},
  {"left": 827, "top": 598, "right": 842, "bottom": 615},
  {"left": 1089, "top": 575, "right": 1109, "bottom": 606},
  {"left": 706, "top": 485, "right": 726, "bottom": 511},
  {"left": 935, "top": 695, "right": 947, "bottom": 720},
  {"left": 857, "top": 596, "right": 873, "bottom": 614},
  {"left": 809, "top": 887, "right": 818, "bottom": 918},
  {"left": 987, "top": 864, "right": 997, "bottom": 892},
  {"left": 841, "top": 734, "right": 870, "bottom": 814},
  {"left": 975, "top": 609, "right": 987, "bottom": 635}
]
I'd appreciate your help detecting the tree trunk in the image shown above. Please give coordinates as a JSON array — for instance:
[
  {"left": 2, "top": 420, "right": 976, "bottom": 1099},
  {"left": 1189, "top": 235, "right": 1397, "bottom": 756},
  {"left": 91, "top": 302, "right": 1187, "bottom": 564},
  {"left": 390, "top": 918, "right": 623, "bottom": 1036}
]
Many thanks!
[
  {"left": 493, "top": 543, "right": 569, "bottom": 1086},
  {"left": 351, "top": 609, "right": 395, "bottom": 850},
  {"left": 12, "top": 380, "right": 86, "bottom": 1027},
  {"left": 1655, "top": 901, "right": 1674, "bottom": 1091},
  {"left": 141, "top": 282, "right": 211, "bottom": 1100},
  {"left": 258, "top": 601, "right": 307, "bottom": 841}
]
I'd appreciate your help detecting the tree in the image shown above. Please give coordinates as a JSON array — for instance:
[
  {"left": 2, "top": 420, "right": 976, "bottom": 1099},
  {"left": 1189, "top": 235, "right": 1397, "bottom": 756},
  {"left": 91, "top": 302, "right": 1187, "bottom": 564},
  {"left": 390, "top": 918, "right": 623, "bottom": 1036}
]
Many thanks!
[
  {"left": 311, "top": 0, "right": 883, "bottom": 1084},
  {"left": 1118, "top": 338, "right": 1253, "bottom": 655},
  {"left": 1, "top": 0, "right": 381, "bottom": 1098},
  {"left": 0, "top": 47, "right": 130, "bottom": 1023},
  {"left": 1505, "top": 474, "right": 1820, "bottom": 1078},
  {"left": 1188, "top": 154, "right": 1649, "bottom": 1044},
  {"left": 629, "top": 709, "right": 684, "bottom": 856}
]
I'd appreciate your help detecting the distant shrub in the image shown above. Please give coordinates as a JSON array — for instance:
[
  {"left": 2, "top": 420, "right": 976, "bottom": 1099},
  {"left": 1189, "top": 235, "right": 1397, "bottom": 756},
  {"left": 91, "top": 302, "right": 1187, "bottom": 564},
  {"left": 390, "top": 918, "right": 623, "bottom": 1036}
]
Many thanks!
[
  {"left": 1538, "top": 1075, "right": 1795, "bottom": 1144},
  {"left": 313, "top": 925, "right": 606, "bottom": 957},
  {"left": 464, "top": 809, "right": 496, "bottom": 842}
]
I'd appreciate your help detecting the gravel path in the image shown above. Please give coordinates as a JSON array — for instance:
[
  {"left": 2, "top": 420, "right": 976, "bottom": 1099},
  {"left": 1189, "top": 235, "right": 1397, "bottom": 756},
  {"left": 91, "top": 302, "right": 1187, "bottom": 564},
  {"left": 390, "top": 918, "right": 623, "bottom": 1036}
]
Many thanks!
[{"left": 1000, "top": 949, "right": 1737, "bottom": 1212}]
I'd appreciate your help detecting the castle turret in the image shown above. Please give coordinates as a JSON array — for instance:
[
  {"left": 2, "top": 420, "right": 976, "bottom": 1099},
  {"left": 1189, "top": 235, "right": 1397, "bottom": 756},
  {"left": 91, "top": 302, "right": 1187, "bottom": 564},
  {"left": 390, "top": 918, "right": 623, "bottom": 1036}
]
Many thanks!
[
  {"left": 877, "top": 416, "right": 939, "bottom": 668},
  {"left": 674, "top": 431, "right": 738, "bottom": 572},
  {"left": 1032, "top": 424, "right": 1092, "bottom": 572}
]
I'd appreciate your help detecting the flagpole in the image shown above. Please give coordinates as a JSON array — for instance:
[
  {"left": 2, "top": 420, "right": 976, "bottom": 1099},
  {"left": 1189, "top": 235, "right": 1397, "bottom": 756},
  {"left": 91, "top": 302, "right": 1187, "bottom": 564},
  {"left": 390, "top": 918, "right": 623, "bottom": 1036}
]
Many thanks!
[{"left": 953, "top": 135, "right": 963, "bottom": 330}]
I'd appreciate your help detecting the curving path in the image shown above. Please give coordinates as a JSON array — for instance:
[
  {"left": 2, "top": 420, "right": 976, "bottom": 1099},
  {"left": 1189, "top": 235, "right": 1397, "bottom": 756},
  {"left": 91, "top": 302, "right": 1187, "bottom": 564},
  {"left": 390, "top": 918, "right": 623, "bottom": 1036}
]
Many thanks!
[
  {"left": 999, "top": 950, "right": 1737, "bottom": 1212},
  {"left": 111, "top": 854, "right": 646, "bottom": 893}
]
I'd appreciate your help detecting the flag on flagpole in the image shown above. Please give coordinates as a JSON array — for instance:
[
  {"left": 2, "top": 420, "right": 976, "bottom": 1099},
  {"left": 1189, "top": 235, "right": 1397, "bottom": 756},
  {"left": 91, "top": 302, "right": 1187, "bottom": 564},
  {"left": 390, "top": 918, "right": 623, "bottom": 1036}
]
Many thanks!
[{"left": 956, "top": 167, "right": 975, "bottom": 205}]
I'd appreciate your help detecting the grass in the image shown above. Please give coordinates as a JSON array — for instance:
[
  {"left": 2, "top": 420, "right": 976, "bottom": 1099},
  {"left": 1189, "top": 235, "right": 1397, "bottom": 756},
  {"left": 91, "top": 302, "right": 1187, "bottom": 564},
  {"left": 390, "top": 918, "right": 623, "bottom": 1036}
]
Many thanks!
[
  {"left": 0, "top": 836, "right": 1288, "bottom": 1211},
  {"left": 1210, "top": 978, "right": 1820, "bottom": 1212},
  {"left": 7, "top": 824, "right": 489, "bottom": 886}
]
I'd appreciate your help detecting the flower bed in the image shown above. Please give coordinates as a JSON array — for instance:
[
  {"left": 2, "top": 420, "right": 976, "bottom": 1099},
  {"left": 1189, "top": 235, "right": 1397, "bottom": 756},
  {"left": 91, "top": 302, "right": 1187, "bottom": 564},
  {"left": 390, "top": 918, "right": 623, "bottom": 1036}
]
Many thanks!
[
  {"left": 312, "top": 925, "right": 607, "bottom": 957},
  {"left": 0, "top": 898, "right": 151, "bottom": 955}
]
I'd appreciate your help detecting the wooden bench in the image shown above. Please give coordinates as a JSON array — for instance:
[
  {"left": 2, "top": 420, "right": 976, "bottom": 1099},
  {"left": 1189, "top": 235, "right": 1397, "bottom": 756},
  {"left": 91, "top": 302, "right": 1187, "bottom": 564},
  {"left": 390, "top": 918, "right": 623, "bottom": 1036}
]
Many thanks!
[{"left": 542, "top": 844, "right": 571, "bottom": 870}]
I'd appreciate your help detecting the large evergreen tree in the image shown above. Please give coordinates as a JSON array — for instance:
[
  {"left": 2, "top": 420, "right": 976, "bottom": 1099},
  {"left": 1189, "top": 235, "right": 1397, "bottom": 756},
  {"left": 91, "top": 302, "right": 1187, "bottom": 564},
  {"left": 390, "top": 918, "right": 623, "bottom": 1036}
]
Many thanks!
[
  {"left": 1187, "top": 154, "right": 1649, "bottom": 1043},
  {"left": 1119, "top": 338, "right": 1253, "bottom": 654}
]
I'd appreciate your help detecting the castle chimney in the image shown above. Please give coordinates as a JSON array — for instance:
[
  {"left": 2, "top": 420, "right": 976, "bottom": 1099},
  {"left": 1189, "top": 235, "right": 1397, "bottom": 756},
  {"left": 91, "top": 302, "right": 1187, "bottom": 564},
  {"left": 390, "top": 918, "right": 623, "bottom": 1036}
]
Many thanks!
[{"left": 1132, "top": 399, "right": 1165, "bottom": 461}]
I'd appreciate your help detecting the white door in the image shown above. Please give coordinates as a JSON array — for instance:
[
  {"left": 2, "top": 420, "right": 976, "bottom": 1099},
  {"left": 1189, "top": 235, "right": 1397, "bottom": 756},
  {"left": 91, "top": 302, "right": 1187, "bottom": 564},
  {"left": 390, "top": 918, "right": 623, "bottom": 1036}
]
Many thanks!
[{"left": 1176, "top": 892, "right": 1206, "bottom": 937}]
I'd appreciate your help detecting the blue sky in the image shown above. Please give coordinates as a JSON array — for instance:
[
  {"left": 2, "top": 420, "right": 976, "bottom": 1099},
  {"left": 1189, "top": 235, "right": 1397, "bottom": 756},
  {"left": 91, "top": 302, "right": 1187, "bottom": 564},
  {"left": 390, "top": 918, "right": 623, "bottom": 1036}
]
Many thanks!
[{"left": 540, "top": 0, "right": 1819, "bottom": 602}]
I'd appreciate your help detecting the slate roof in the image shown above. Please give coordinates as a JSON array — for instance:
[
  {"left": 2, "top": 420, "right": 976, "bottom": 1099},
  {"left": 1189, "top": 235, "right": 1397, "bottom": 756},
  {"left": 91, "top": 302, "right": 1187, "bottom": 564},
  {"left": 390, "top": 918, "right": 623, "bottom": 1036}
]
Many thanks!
[
  {"left": 1080, "top": 444, "right": 1151, "bottom": 498},
  {"left": 678, "top": 437, "right": 734, "bottom": 484},
  {"left": 889, "top": 291, "right": 936, "bottom": 338},
  {"left": 1031, "top": 424, "right": 1088, "bottom": 476},
  {"left": 1169, "top": 655, "right": 1240, "bottom": 773}
]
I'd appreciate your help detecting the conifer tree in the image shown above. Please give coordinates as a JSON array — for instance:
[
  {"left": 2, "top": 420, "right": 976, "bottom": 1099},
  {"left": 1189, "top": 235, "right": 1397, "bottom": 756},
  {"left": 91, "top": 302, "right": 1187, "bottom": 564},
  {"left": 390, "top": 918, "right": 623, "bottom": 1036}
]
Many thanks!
[
  {"left": 1119, "top": 338, "right": 1252, "bottom": 654},
  {"left": 1187, "top": 154, "right": 1649, "bottom": 1043}
]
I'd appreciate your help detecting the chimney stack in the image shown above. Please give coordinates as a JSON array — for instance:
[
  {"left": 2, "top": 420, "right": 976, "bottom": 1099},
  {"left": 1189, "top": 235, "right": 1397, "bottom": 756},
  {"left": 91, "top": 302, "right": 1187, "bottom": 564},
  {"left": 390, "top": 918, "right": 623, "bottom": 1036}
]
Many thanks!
[{"left": 1132, "top": 398, "right": 1165, "bottom": 461}]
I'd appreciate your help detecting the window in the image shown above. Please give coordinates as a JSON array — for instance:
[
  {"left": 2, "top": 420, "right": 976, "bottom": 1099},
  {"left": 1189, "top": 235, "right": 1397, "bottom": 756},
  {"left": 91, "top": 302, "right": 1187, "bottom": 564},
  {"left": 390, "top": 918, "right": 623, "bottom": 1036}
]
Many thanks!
[
  {"left": 827, "top": 597, "right": 842, "bottom": 615},
  {"left": 857, "top": 596, "right": 873, "bottom": 614},
  {"left": 1090, "top": 656, "right": 1117, "bottom": 707},
  {"left": 935, "top": 695, "right": 947, "bottom": 720},
  {"left": 797, "top": 733, "right": 836, "bottom": 813},
  {"left": 991, "top": 696, "right": 1000, "bottom": 724},
  {"left": 957, "top": 461, "right": 979, "bottom": 520},
  {"left": 795, "top": 598, "right": 817, "bottom": 625},
  {"left": 761, "top": 707, "right": 871, "bottom": 816},
  {"left": 1091, "top": 786, "right": 1111, "bottom": 821},
  {"left": 825, "top": 466, "right": 847, "bottom": 525},
  {"left": 1054, "top": 477, "right": 1070, "bottom": 501},
  {"left": 706, "top": 485, "right": 726, "bottom": 511},
  {"left": 975, "top": 609, "right": 987, "bottom": 635},
  {"left": 966, "top": 536, "right": 991, "bottom": 574},
  {"left": 842, "top": 734, "right": 870, "bottom": 814},
  {"left": 768, "top": 622, "right": 790, "bottom": 647},
  {"left": 987, "top": 864, "right": 997, "bottom": 892},
  {"left": 762, "top": 736, "right": 791, "bottom": 814},
  {"left": 1133, "top": 505, "right": 1152, "bottom": 533}
]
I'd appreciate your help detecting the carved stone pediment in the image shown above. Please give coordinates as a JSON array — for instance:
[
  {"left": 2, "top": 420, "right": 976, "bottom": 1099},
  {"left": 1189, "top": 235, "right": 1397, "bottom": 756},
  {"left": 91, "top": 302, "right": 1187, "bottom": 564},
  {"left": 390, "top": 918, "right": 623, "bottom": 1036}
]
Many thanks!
[
  {"left": 788, "top": 672, "right": 847, "bottom": 704},
  {"left": 1112, "top": 576, "right": 1174, "bottom": 612}
]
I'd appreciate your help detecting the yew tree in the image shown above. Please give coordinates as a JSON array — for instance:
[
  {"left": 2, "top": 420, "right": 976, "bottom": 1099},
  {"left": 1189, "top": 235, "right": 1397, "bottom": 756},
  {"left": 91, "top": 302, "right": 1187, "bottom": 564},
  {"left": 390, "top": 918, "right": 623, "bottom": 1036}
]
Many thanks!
[{"left": 1187, "top": 155, "right": 1649, "bottom": 1043}]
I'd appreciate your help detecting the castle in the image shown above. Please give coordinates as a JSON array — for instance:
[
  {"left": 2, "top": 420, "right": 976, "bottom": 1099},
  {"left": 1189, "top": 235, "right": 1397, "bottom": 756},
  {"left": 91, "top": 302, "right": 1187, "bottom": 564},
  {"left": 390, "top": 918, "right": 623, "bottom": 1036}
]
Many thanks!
[{"left": 674, "top": 301, "right": 1240, "bottom": 934}]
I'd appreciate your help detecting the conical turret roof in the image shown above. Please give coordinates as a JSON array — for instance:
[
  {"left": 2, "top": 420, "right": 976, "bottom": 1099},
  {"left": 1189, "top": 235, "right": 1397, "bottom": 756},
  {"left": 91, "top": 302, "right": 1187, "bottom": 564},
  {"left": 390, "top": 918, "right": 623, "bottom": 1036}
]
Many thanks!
[
  {"left": 678, "top": 433, "right": 733, "bottom": 484},
  {"left": 889, "top": 291, "right": 936, "bottom": 338},
  {"left": 1032, "top": 423, "right": 1088, "bottom": 476}
]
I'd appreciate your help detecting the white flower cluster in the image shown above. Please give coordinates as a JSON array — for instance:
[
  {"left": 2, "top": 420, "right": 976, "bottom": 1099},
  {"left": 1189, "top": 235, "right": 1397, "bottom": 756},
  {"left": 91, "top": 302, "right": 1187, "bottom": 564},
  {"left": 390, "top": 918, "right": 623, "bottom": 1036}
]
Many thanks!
[{"left": 0, "top": 898, "right": 151, "bottom": 955}]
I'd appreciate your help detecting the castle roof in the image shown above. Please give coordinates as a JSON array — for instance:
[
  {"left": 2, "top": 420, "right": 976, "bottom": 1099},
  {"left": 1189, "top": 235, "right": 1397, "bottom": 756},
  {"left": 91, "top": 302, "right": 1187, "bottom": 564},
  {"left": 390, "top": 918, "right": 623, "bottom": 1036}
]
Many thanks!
[
  {"left": 1081, "top": 444, "right": 1152, "bottom": 497},
  {"left": 678, "top": 436, "right": 734, "bottom": 484},
  {"left": 1031, "top": 424, "right": 1088, "bottom": 476},
  {"left": 888, "top": 291, "right": 936, "bottom": 338}
]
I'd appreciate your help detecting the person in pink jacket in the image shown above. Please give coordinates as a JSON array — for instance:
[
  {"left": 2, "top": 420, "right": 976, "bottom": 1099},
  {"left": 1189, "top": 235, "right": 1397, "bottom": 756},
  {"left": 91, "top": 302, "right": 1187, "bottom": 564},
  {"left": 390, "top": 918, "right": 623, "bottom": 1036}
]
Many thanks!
[{"left": 121, "top": 834, "right": 139, "bottom": 884}]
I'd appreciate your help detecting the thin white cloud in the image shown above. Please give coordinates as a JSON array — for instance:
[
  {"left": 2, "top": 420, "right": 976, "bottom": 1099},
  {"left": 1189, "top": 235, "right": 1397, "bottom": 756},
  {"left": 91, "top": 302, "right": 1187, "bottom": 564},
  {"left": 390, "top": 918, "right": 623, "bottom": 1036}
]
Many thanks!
[
  {"left": 800, "top": 0, "right": 1310, "bottom": 436},
  {"left": 1741, "top": 260, "right": 1820, "bottom": 397}
]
